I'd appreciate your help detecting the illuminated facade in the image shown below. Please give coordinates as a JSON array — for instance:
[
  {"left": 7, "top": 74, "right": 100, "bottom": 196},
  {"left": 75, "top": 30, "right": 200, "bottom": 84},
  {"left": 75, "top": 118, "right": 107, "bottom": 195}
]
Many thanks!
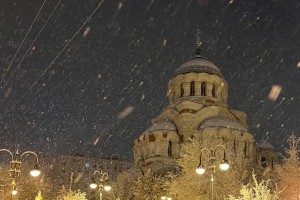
[{"left": 133, "top": 46, "right": 275, "bottom": 174}]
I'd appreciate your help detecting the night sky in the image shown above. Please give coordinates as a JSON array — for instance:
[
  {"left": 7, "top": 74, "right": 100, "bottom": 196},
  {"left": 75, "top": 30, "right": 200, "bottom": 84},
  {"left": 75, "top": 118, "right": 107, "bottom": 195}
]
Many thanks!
[{"left": 0, "top": 0, "right": 299, "bottom": 160}]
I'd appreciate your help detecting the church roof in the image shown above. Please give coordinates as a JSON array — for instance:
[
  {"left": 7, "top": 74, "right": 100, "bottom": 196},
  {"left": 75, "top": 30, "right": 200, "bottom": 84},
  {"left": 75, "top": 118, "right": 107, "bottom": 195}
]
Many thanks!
[
  {"left": 175, "top": 56, "right": 223, "bottom": 78},
  {"left": 144, "top": 121, "right": 177, "bottom": 133},
  {"left": 256, "top": 140, "right": 274, "bottom": 150},
  {"left": 199, "top": 117, "right": 247, "bottom": 131}
]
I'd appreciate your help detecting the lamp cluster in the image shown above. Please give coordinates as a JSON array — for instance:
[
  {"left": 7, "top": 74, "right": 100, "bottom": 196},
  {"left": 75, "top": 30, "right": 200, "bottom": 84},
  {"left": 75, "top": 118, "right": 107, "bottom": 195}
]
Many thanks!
[
  {"left": 196, "top": 159, "right": 229, "bottom": 175},
  {"left": 0, "top": 149, "right": 41, "bottom": 196},
  {"left": 195, "top": 145, "right": 230, "bottom": 175},
  {"left": 89, "top": 170, "right": 111, "bottom": 200},
  {"left": 195, "top": 145, "right": 230, "bottom": 200}
]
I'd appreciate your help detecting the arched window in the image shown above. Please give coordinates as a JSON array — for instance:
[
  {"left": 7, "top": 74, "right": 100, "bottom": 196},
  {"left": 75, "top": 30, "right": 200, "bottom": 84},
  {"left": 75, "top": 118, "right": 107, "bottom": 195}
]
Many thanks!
[
  {"left": 190, "top": 81, "right": 195, "bottom": 96},
  {"left": 201, "top": 82, "right": 206, "bottom": 96},
  {"left": 180, "top": 84, "right": 184, "bottom": 97},
  {"left": 212, "top": 85, "right": 216, "bottom": 97},
  {"left": 261, "top": 157, "right": 267, "bottom": 168},
  {"left": 168, "top": 141, "right": 172, "bottom": 157}
]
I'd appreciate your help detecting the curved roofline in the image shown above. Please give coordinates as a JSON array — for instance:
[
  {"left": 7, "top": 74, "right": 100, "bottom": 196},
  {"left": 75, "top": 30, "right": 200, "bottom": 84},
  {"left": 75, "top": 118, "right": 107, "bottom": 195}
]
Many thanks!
[
  {"left": 198, "top": 116, "right": 247, "bottom": 132},
  {"left": 140, "top": 120, "right": 179, "bottom": 136},
  {"left": 256, "top": 139, "right": 274, "bottom": 150},
  {"left": 174, "top": 56, "right": 223, "bottom": 78}
]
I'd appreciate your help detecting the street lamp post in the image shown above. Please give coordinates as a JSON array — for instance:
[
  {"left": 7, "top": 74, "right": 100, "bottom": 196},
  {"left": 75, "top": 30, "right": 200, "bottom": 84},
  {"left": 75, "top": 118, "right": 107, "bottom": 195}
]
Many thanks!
[
  {"left": 89, "top": 170, "right": 111, "bottom": 200},
  {"left": 0, "top": 148, "right": 41, "bottom": 196},
  {"left": 196, "top": 145, "right": 229, "bottom": 200}
]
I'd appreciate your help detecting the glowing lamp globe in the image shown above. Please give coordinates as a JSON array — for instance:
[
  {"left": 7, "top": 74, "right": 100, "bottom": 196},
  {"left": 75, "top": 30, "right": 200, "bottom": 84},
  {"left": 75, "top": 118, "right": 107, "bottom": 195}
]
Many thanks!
[
  {"left": 196, "top": 164, "right": 205, "bottom": 175},
  {"left": 219, "top": 160, "right": 230, "bottom": 171},
  {"left": 90, "top": 183, "right": 97, "bottom": 189},
  {"left": 104, "top": 185, "right": 111, "bottom": 191},
  {"left": 30, "top": 169, "right": 41, "bottom": 177},
  {"left": 30, "top": 165, "right": 41, "bottom": 177},
  {"left": 12, "top": 190, "right": 17, "bottom": 195}
]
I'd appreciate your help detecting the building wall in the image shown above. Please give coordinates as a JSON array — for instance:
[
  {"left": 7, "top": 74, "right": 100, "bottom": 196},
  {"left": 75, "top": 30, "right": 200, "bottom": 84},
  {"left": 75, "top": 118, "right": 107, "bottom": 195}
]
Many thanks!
[{"left": 39, "top": 155, "right": 132, "bottom": 199}]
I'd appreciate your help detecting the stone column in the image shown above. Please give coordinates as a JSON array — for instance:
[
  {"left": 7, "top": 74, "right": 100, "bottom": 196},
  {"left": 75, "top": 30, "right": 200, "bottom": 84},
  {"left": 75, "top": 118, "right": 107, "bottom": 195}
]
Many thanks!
[
  {"left": 195, "top": 81, "right": 201, "bottom": 96},
  {"left": 183, "top": 82, "right": 190, "bottom": 96},
  {"left": 207, "top": 82, "right": 213, "bottom": 96}
]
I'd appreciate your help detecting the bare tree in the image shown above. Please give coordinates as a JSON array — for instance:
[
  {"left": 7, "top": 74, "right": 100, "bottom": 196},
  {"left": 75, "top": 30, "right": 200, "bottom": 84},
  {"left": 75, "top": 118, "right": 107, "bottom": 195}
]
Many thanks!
[
  {"left": 227, "top": 174, "right": 280, "bottom": 200},
  {"left": 56, "top": 186, "right": 87, "bottom": 200},
  {"left": 133, "top": 170, "right": 170, "bottom": 200},
  {"left": 275, "top": 134, "right": 300, "bottom": 200}
]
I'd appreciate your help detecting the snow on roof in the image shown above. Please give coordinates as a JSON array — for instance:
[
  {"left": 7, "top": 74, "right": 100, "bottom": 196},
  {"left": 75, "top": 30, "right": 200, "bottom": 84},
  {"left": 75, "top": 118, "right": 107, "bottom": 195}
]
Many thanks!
[
  {"left": 139, "top": 121, "right": 177, "bottom": 140},
  {"left": 199, "top": 117, "right": 247, "bottom": 131},
  {"left": 145, "top": 121, "right": 177, "bottom": 132},
  {"left": 175, "top": 56, "right": 223, "bottom": 78},
  {"left": 256, "top": 140, "right": 274, "bottom": 150}
]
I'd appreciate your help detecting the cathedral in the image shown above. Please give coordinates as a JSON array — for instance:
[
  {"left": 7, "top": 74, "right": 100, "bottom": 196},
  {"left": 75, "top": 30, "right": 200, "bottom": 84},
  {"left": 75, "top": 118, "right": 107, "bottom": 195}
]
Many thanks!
[{"left": 132, "top": 40, "right": 276, "bottom": 176}]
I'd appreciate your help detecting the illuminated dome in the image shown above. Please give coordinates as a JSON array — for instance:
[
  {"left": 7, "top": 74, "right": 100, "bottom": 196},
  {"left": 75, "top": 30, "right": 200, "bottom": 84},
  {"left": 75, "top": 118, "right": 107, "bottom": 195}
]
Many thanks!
[{"left": 175, "top": 55, "right": 223, "bottom": 78}]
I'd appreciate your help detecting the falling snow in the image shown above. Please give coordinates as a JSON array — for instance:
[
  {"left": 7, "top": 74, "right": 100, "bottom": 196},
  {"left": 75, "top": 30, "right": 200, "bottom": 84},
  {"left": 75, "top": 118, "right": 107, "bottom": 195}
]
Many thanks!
[{"left": 0, "top": 0, "right": 298, "bottom": 161}]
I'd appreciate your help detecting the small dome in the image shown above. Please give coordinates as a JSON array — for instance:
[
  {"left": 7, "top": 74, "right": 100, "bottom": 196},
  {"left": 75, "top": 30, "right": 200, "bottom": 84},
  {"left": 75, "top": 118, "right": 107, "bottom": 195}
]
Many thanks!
[
  {"left": 144, "top": 121, "right": 177, "bottom": 133},
  {"left": 199, "top": 117, "right": 247, "bottom": 131},
  {"left": 175, "top": 56, "right": 223, "bottom": 78},
  {"left": 256, "top": 140, "right": 274, "bottom": 150}
]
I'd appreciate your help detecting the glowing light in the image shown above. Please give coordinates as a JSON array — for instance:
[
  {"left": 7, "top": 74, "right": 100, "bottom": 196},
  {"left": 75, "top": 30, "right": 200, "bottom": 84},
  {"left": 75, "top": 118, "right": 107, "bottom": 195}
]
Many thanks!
[
  {"left": 12, "top": 190, "right": 17, "bottom": 195},
  {"left": 30, "top": 166, "right": 41, "bottom": 177},
  {"left": 196, "top": 165, "right": 205, "bottom": 175},
  {"left": 90, "top": 183, "right": 97, "bottom": 189},
  {"left": 104, "top": 185, "right": 111, "bottom": 191},
  {"left": 219, "top": 160, "right": 230, "bottom": 171}
]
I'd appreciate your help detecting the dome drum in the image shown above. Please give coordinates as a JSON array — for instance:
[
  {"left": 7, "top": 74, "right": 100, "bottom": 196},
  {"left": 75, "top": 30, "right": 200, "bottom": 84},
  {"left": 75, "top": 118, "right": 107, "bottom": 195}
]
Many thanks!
[{"left": 168, "top": 73, "right": 228, "bottom": 103}]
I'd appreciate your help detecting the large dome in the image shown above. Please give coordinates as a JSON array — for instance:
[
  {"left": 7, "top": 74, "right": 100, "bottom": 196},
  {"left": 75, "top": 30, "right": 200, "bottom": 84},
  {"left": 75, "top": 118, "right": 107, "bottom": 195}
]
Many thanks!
[{"left": 175, "top": 56, "right": 223, "bottom": 78}]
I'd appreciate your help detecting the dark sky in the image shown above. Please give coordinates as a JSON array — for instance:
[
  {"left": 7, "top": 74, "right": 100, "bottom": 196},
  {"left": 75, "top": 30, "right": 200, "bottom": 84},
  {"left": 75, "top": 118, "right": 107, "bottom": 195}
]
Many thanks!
[{"left": 0, "top": 0, "right": 299, "bottom": 160}]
